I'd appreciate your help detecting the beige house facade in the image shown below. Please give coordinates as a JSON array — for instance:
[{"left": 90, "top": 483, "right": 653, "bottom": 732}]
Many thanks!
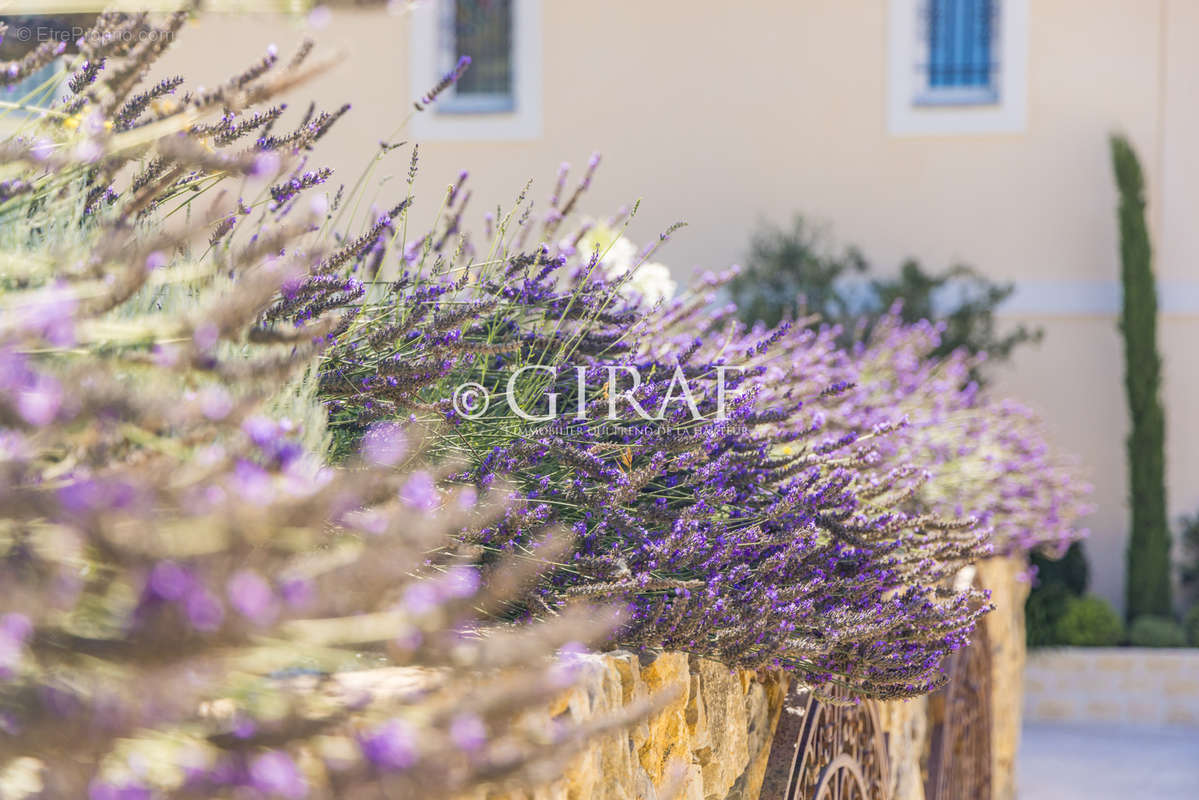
[{"left": 159, "top": 0, "right": 1199, "bottom": 611}]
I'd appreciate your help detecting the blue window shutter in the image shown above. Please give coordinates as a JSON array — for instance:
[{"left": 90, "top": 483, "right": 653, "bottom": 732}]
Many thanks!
[
  {"left": 453, "top": 0, "right": 514, "bottom": 98},
  {"left": 929, "top": 0, "right": 994, "bottom": 88}
]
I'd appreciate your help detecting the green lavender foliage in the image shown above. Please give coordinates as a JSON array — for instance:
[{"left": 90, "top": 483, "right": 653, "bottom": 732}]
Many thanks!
[
  {"left": 727, "top": 216, "right": 1040, "bottom": 382},
  {"left": 1111, "top": 134, "right": 1172, "bottom": 620}
]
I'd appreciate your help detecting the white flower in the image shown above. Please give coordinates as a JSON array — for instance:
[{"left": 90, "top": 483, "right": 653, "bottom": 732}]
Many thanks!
[
  {"left": 599, "top": 238, "right": 637, "bottom": 279},
  {"left": 622, "top": 261, "right": 676, "bottom": 305},
  {"left": 577, "top": 222, "right": 635, "bottom": 274},
  {"left": 575, "top": 222, "right": 676, "bottom": 305}
]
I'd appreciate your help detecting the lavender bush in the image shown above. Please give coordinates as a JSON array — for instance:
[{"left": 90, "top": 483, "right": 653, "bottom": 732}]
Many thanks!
[
  {"left": 823, "top": 312, "right": 1093, "bottom": 557},
  {"left": 302, "top": 142, "right": 1089, "bottom": 699},
  {"left": 0, "top": 12, "right": 652, "bottom": 798},
  {"left": 303, "top": 165, "right": 1000, "bottom": 699}
]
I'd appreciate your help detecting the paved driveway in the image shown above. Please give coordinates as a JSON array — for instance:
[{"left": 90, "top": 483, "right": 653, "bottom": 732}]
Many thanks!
[{"left": 1018, "top": 722, "right": 1199, "bottom": 799}]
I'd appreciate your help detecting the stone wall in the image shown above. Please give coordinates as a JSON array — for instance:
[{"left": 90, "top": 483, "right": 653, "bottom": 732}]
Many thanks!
[
  {"left": 876, "top": 696, "right": 929, "bottom": 800},
  {"left": 489, "top": 556, "right": 1030, "bottom": 800},
  {"left": 1025, "top": 648, "right": 1199, "bottom": 727},
  {"left": 976, "top": 556, "right": 1031, "bottom": 800},
  {"left": 490, "top": 652, "right": 786, "bottom": 800}
]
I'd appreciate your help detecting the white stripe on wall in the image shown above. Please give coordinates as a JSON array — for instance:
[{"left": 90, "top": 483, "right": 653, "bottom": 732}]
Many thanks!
[{"left": 997, "top": 280, "right": 1199, "bottom": 316}]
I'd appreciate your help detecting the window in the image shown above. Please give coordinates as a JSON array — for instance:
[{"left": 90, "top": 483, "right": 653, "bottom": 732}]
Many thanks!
[
  {"left": 0, "top": 15, "right": 83, "bottom": 121},
  {"left": 409, "top": 0, "right": 542, "bottom": 140},
  {"left": 441, "top": 0, "right": 514, "bottom": 113},
  {"left": 920, "top": 0, "right": 997, "bottom": 104},
  {"left": 0, "top": 60, "right": 67, "bottom": 119},
  {"left": 887, "top": 0, "right": 1027, "bottom": 135}
]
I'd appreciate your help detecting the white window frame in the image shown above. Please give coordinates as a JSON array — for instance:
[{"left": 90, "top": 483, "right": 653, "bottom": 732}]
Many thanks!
[
  {"left": 408, "top": 0, "right": 542, "bottom": 141},
  {"left": 887, "top": 0, "right": 1028, "bottom": 136}
]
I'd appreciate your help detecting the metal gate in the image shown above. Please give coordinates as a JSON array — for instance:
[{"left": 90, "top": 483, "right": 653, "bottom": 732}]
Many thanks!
[
  {"left": 759, "top": 682, "right": 890, "bottom": 800},
  {"left": 925, "top": 615, "right": 993, "bottom": 800}
]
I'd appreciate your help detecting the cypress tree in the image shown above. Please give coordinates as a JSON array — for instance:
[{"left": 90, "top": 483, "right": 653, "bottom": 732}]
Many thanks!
[{"left": 1111, "top": 134, "right": 1173, "bottom": 619}]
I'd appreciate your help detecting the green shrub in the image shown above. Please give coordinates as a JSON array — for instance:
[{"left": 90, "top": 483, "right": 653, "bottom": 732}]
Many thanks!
[
  {"left": 1032, "top": 541, "right": 1090, "bottom": 595},
  {"left": 1054, "top": 595, "right": 1124, "bottom": 646},
  {"left": 728, "top": 216, "right": 867, "bottom": 331},
  {"left": 728, "top": 216, "right": 1041, "bottom": 383},
  {"left": 1026, "top": 582, "right": 1073, "bottom": 648},
  {"left": 1127, "top": 615, "right": 1187, "bottom": 648},
  {"left": 1180, "top": 511, "right": 1199, "bottom": 607},
  {"left": 1183, "top": 605, "right": 1199, "bottom": 647},
  {"left": 1025, "top": 541, "right": 1090, "bottom": 647}
]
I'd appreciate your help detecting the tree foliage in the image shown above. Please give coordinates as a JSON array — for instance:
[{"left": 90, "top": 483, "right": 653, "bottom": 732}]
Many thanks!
[
  {"left": 727, "top": 216, "right": 1041, "bottom": 382},
  {"left": 1111, "top": 134, "right": 1172, "bottom": 620}
]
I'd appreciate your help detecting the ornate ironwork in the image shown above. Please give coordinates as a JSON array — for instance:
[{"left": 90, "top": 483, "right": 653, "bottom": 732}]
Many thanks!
[
  {"left": 759, "top": 682, "right": 889, "bottom": 800},
  {"left": 925, "top": 615, "right": 994, "bottom": 800}
]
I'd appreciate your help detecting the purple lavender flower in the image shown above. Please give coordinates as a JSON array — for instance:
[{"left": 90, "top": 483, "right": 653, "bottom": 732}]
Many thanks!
[
  {"left": 243, "top": 415, "right": 281, "bottom": 448},
  {"left": 227, "top": 569, "right": 278, "bottom": 626},
  {"left": 450, "top": 713, "right": 487, "bottom": 752},
  {"left": 251, "top": 151, "right": 282, "bottom": 178},
  {"left": 399, "top": 471, "right": 438, "bottom": 511},
  {"left": 0, "top": 613, "right": 31, "bottom": 679},
  {"left": 184, "top": 586, "right": 224, "bottom": 632},
  {"left": 401, "top": 581, "right": 440, "bottom": 616},
  {"left": 279, "top": 577, "right": 314, "bottom": 609},
  {"left": 88, "top": 780, "right": 152, "bottom": 800},
  {"left": 440, "top": 566, "right": 480, "bottom": 600},
  {"left": 360, "top": 719, "right": 418, "bottom": 770},
  {"left": 199, "top": 386, "right": 234, "bottom": 420},
  {"left": 30, "top": 137, "right": 53, "bottom": 161},
  {"left": 193, "top": 322, "right": 220, "bottom": 353},
  {"left": 361, "top": 422, "right": 407, "bottom": 466},
  {"left": 1, "top": 613, "right": 31, "bottom": 643},
  {"left": 270, "top": 168, "right": 332, "bottom": 210},
  {"left": 413, "top": 56, "right": 471, "bottom": 111},
  {"left": 24, "top": 285, "right": 77, "bottom": 346},
  {"left": 17, "top": 376, "right": 62, "bottom": 426},
  {"left": 249, "top": 751, "right": 308, "bottom": 799},
  {"left": 232, "top": 459, "right": 274, "bottom": 506},
  {"left": 307, "top": 5, "right": 333, "bottom": 29},
  {"left": 148, "top": 561, "right": 193, "bottom": 601}
]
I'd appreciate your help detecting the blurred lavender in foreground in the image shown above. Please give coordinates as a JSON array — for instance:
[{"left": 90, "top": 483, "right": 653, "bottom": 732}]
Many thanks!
[{"left": 0, "top": 11, "right": 651, "bottom": 798}]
